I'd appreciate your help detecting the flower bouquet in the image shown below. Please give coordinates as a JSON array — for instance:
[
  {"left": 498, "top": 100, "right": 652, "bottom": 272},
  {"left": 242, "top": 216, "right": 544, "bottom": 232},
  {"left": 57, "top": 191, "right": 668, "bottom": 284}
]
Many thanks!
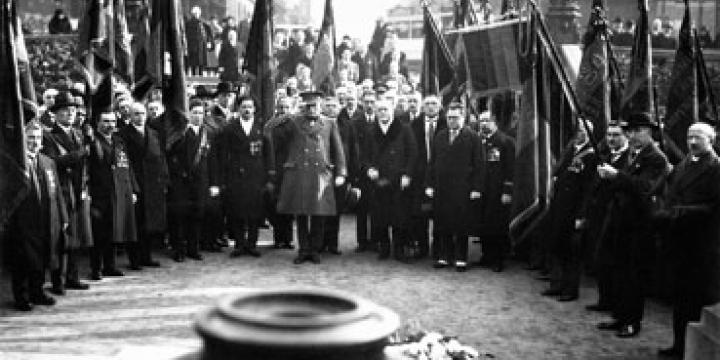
[{"left": 385, "top": 324, "right": 486, "bottom": 360}]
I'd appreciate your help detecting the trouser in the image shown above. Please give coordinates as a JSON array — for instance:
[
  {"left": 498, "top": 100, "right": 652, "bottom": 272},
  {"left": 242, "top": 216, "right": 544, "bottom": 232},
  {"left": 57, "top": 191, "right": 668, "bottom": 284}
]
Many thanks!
[
  {"left": 553, "top": 232, "right": 583, "bottom": 297},
  {"left": 296, "top": 215, "right": 325, "bottom": 256},
  {"left": 270, "top": 212, "right": 294, "bottom": 246},
  {"left": 90, "top": 213, "right": 117, "bottom": 272},
  {"left": 203, "top": 198, "right": 225, "bottom": 248},
  {"left": 129, "top": 206, "right": 157, "bottom": 265},
  {"left": 438, "top": 225, "right": 468, "bottom": 263},
  {"left": 231, "top": 217, "right": 260, "bottom": 250},
  {"left": 372, "top": 222, "right": 409, "bottom": 258},
  {"left": 410, "top": 215, "right": 439, "bottom": 259},
  {"left": 169, "top": 204, "right": 201, "bottom": 256},
  {"left": 322, "top": 215, "right": 341, "bottom": 251},
  {"left": 596, "top": 263, "right": 616, "bottom": 308},
  {"left": 482, "top": 235, "right": 509, "bottom": 265},
  {"left": 355, "top": 182, "right": 372, "bottom": 249},
  {"left": 612, "top": 263, "right": 646, "bottom": 325},
  {"left": 12, "top": 267, "right": 45, "bottom": 303},
  {"left": 51, "top": 249, "right": 80, "bottom": 288}
]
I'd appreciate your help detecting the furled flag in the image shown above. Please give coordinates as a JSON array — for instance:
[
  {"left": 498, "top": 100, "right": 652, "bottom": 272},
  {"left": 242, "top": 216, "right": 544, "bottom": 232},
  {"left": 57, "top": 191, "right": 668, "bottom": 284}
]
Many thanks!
[
  {"left": 695, "top": 30, "right": 719, "bottom": 128},
  {"left": 113, "top": 0, "right": 134, "bottom": 83},
  {"left": 665, "top": 0, "right": 695, "bottom": 153},
  {"left": 77, "top": 0, "right": 113, "bottom": 93},
  {"left": 420, "top": 1, "right": 455, "bottom": 98},
  {"left": 453, "top": 0, "right": 478, "bottom": 29},
  {"left": 128, "top": 0, "right": 157, "bottom": 99},
  {"left": 163, "top": 0, "right": 188, "bottom": 150},
  {"left": 0, "top": 0, "right": 30, "bottom": 227},
  {"left": 243, "top": 0, "right": 275, "bottom": 122},
  {"left": 312, "top": 0, "right": 336, "bottom": 94},
  {"left": 575, "top": 0, "right": 611, "bottom": 140},
  {"left": 620, "top": 0, "right": 653, "bottom": 121}
]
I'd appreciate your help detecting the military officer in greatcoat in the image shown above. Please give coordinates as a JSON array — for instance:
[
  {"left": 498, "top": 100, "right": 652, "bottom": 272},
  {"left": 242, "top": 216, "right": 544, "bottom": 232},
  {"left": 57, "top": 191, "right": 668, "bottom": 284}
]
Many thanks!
[
  {"left": 596, "top": 113, "right": 670, "bottom": 338},
  {"left": 7, "top": 121, "right": 68, "bottom": 311},
  {"left": 657, "top": 123, "right": 720, "bottom": 357},
  {"left": 275, "top": 91, "right": 347, "bottom": 265},
  {"left": 542, "top": 121, "right": 598, "bottom": 302},
  {"left": 41, "top": 91, "right": 91, "bottom": 294},
  {"left": 472, "top": 111, "right": 515, "bottom": 272},
  {"left": 425, "top": 103, "right": 481, "bottom": 271},
  {"left": 214, "top": 95, "right": 274, "bottom": 258}
]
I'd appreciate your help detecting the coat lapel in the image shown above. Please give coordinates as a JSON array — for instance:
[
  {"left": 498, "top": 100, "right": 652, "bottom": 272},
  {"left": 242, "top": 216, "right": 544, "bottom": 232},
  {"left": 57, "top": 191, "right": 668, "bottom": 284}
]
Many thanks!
[
  {"left": 51, "top": 125, "right": 76, "bottom": 152},
  {"left": 674, "top": 153, "right": 718, "bottom": 192}
]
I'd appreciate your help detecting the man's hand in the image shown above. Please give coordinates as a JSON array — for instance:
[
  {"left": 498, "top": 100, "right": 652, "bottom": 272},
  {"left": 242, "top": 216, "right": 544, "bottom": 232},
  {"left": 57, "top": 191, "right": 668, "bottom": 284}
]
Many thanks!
[
  {"left": 597, "top": 164, "right": 619, "bottom": 179},
  {"left": 367, "top": 168, "right": 379, "bottom": 181},
  {"left": 209, "top": 186, "right": 220, "bottom": 197},
  {"left": 470, "top": 191, "right": 482, "bottom": 200},
  {"left": 400, "top": 175, "right": 411, "bottom": 190},
  {"left": 575, "top": 218, "right": 587, "bottom": 230},
  {"left": 335, "top": 176, "right": 346, "bottom": 187},
  {"left": 425, "top": 187, "right": 434, "bottom": 198},
  {"left": 501, "top": 193, "right": 512, "bottom": 205},
  {"left": 132, "top": 194, "right": 137, "bottom": 204}
]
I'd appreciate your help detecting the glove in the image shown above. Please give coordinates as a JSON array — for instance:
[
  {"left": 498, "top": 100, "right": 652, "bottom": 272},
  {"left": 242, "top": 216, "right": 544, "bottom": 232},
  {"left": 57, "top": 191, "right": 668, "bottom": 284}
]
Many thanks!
[
  {"left": 367, "top": 168, "right": 379, "bottom": 181},
  {"left": 425, "top": 187, "right": 434, "bottom": 198},
  {"left": 335, "top": 176, "right": 346, "bottom": 187},
  {"left": 400, "top": 175, "right": 411, "bottom": 190},
  {"left": 209, "top": 186, "right": 220, "bottom": 197},
  {"left": 470, "top": 191, "right": 482, "bottom": 200}
]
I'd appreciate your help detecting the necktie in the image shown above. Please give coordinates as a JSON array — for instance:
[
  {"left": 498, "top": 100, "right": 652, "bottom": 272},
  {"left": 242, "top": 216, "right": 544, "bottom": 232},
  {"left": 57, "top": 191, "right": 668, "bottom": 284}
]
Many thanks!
[
  {"left": 450, "top": 130, "right": 458, "bottom": 144},
  {"left": 28, "top": 156, "right": 41, "bottom": 202},
  {"left": 628, "top": 150, "right": 639, "bottom": 165},
  {"left": 426, "top": 121, "right": 435, "bottom": 162}
]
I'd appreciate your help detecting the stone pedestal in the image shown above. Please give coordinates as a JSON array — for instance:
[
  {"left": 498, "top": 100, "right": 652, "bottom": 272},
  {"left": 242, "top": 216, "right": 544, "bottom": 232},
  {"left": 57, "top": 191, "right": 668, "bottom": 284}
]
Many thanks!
[
  {"left": 685, "top": 303, "right": 720, "bottom": 360},
  {"left": 545, "top": 0, "right": 582, "bottom": 44}
]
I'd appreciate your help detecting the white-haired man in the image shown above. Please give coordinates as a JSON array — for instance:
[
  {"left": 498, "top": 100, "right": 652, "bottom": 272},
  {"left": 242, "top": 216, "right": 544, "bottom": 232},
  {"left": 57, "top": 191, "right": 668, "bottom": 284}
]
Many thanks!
[{"left": 658, "top": 122, "right": 720, "bottom": 357}]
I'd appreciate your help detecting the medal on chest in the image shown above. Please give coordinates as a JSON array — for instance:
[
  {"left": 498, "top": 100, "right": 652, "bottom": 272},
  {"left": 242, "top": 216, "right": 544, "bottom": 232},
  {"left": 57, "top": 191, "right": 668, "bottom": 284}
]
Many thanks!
[{"left": 488, "top": 147, "right": 501, "bottom": 162}]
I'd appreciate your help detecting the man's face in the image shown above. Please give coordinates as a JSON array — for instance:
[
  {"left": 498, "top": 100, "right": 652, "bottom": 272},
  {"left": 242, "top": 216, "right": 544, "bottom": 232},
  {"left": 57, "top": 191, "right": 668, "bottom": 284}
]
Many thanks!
[
  {"left": 218, "top": 92, "right": 235, "bottom": 108},
  {"left": 605, "top": 126, "right": 627, "bottom": 150},
  {"left": 625, "top": 127, "right": 652, "bottom": 148},
  {"left": 44, "top": 94, "right": 56, "bottom": 107},
  {"left": 26, "top": 128, "right": 43, "bottom": 156},
  {"left": 118, "top": 100, "right": 131, "bottom": 116},
  {"left": 345, "top": 95, "right": 357, "bottom": 111},
  {"left": 148, "top": 103, "right": 163, "bottom": 119},
  {"left": 424, "top": 99, "right": 440, "bottom": 117},
  {"left": 687, "top": 128, "right": 713, "bottom": 156},
  {"left": 130, "top": 106, "right": 147, "bottom": 127},
  {"left": 98, "top": 114, "right": 117, "bottom": 135},
  {"left": 189, "top": 106, "right": 204, "bottom": 125},
  {"left": 407, "top": 96, "right": 420, "bottom": 113},
  {"left": 276, "top": 99, "right": 291, "bottom": 116},
  {"left": 239, "top": 100, "right": 255, "bottom": 120},
  {"left": 323, "top": 100, "right": 340, "bottom": 118},
  {"left": 446, "top": 109, "right": 465, "bottom": 130},
  {"left": 396, "top": 97, "right": 408, "bottom": 112},
  {"left": 362, "top": 95, "right": 376, "bottom": 115},
  {"left": 376, "top": 103, "right": 392, "bottom": 124},
  {"left": 55, "top": 106, "right": 76, "bottom": 127},
  {"left": 478, "top": 116, "right": 497, "bottom": 135},
  {"left": 304, "top": 101, "right": 322, "bottom": 118}
]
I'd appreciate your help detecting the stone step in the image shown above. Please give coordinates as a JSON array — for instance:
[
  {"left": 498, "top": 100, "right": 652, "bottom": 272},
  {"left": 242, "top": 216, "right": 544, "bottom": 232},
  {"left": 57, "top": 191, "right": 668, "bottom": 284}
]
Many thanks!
[
  {"left": 685, "top": 303, "right": 720, "bottom": 360},
  {"left": 699, "top": 304, "right": 720, "bottom": 343}
]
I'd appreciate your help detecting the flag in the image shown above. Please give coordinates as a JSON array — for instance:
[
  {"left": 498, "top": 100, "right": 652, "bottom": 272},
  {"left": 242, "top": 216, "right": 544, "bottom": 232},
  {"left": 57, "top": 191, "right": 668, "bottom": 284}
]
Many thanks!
[
  {"left": 77, "top": 0, "right": 113, "bottom": 93},
  {"left": 695, "top": 31, "right": 719, "bottom": 127},
  {"left": 113, "top": 0, "right": 134, "bottom": 83},
  {"left": 243, "top": 0, "right": 275, "bottom": 122},
  {"left": 312, "top": 0, "right": 336, "bottom": 94},
  {"left": 620, "top": 0, "right": 653, "bottom": 120},
  {"left": 132, "top": 0, "right": 163, "bottom": 100},
  {"left": 163, "top": 0, "right": 188, "bottom": 149},
  {"left": 420, "top": 3, "right": 455, "bottom": 98},
  {"left": 0, "top": 0, "right": 30, "bottom": 227},
  {"left": 453, "top": 0, "right": 477, "bottom": 29},
  {"left": 368, "top": 19, "right": 387, "bottom": 63},
  {"left": 575, "top": 0, "right": 611, "bottom": 140},
  {"left": 664, "top": 0, "right": 695, "bottom": 153}
]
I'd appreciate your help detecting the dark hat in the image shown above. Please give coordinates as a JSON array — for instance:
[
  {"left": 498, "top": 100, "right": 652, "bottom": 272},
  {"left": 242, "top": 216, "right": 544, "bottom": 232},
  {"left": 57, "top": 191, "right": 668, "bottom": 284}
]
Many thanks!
[
  {"left": 214, "top": 81, "right": 235, "bottom": 96},
  {"left": 374, "top": 82, "right": 388, "bottom": 95},
  {"left": 621, "top": 112, "right": 657, "bottom": 129},
  {"left": 49, "top": 91, "right": 79, "bottom": 112},
  {"left": 195, "top": 85, "right": 213, "bottom": 99},
  {"left": 299, "top": 91, "right": 324, "bottom": 104}
]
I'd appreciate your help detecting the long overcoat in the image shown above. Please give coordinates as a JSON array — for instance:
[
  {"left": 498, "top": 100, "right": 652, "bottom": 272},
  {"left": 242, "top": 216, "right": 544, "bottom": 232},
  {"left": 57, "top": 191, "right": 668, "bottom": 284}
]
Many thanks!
[
  {"left": 216, "top": 120, "right": 273, "bottom": 220},
  {"left": 276, "top": 115, "right": 347, "bottom": 216},
  {"left": 410, "top": 113, "right": 447, "bottom": 216},
  {"left": 472, "top": 129, "right": 516, "bottom": 236}
]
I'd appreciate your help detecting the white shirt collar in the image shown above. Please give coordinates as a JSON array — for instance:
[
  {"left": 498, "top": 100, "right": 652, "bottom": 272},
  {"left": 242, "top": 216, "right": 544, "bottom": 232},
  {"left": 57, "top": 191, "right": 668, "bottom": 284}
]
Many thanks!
[
  {"left": 133, "top": 124, "right": 145, "bottom": 134},
  {"left": 379, "top": 120, "right": 392, "bottom": 134},
  {"left": 188, "top": 124, "right": 200, "bottom": 134},
  {"left": 610, "top": 143, "right": 629, "bottom": 155},
  {"left": 58, "top": 124, "right": 72, "bottom": 134},
  {"left": 240, "top": 117, "right": 254, "bottom": 135}
]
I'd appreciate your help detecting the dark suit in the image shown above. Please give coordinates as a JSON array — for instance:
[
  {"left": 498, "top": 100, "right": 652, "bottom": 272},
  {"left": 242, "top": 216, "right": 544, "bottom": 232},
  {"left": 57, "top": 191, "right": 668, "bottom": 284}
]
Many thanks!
[
  {"left": 87, "top": 133, "right": 139, "bottom": 272},
  {"left": 352, "top": 111, "right": 378, "bottom": 250},
  {"left": 166, "top": 125, "right": 214, "bottom": 257},
  {"left": 663, "top": 151, "right": 720, "bottom": 351},
  {"left": 474, "top": 130, "right": 515, "bottom": 265},
  {"left": 42, "top": 124, "right": 91, "bottom": 288},
  {"left": 119, "top": 125, "right": 169, "bottom": 265},
  {"left": 362, "top": 120, "right": 418, "bottom": 258},
  {"left": 410, "top": 113, "right": 447, "bottom": 259},
  {"left": 605, "top": 143, "right": 669, "bottom": 325},
  {"left": 216, "top": 119, "right": 273, "bottom": 251},
  {"left": 546, "top": 142, "right": 598, "bottom": 297},
  {"left": 7, "top": 154, "right": 67, "bottom": 304},
  {"left": 427, "top": 127, "right": 481, "bottom": 263}
]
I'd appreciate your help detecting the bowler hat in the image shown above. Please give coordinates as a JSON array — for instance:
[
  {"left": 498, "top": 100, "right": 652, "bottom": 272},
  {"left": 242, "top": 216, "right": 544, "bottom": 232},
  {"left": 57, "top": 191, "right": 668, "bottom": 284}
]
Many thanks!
[
  {"left": 195, "top": 85, "right": 214, "bottom": 99},
  {"left": 621, "top": 112, "right": 657, "bottom": 129},
  {"left": 299, "top": 91, "right": 324, "bottom": 104},
  {"left": 50, "top": 91, "right": 79, "bottom": 112},
  {"left": 214, "top": 81, "right": 235, "bottom": 96}
]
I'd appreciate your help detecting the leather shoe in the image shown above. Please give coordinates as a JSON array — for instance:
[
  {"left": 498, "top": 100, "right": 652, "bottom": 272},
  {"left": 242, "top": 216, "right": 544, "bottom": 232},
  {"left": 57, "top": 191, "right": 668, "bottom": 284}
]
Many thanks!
[
  {"left": 328, "top": 249, "right": 342, "bottom": 255},
  {"left": 246, "top": 248, "right": 262, "bottom": 258},
  {"left": 310, "top": 254, "right": 322, "bottom": 264},
  {"left": 541, "top": 289, "right": 562, "bottom": 297},
  {"left": 142, "top": 260, "right": 161, "bottom": 267},
  {"left": 585, "top": 304, "right": 611, "bottom": 312},
  {"left": 597, "top": 320, "right": 623, "bottom": 331},
  {"left": 557, "top": 294, "right": 578, "bottom": 302},
  {"left": 616, "top": 323, "right": 641, "bottom": 338},
  {"left": 49, "top": 286, "right": 65, "bottom": 296},
  {"left": 187, "top": 253, "right": 204, "bottom": 261},
  {"left": 433, "top": 260, "right": 448, "bottom": 269},
  {"left": 30, "top": 294, "right": 56, "bottom": 306},
  {"left": 456, "top": 265, "right": 467, "bottom": 272},
  {"left": 66, "top": 280, "right": 90, "bottom": 290},
  {"left": 102, "top": 268, "right": 124, "bottom": 277},
  {"left": 657, "top": 346, "right": 683, "bottom": 358},
  {"left": 89, "top": 271, "right": 102, "bottom": 281},
  {"left": 293, "top": 256, "right": 306, "bottom": 264},
  {"left": 14, "top": 301, "right": 33, "bottom": 312},
  {"left": 128, "top": 264, "right": 143, "bottom": 271}
]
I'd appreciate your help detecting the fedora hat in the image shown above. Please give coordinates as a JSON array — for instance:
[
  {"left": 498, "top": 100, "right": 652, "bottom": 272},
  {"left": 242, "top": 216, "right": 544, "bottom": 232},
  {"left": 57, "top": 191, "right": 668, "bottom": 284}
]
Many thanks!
[{"left": 49, "top": 91, "right": 79, "bottom": 112}]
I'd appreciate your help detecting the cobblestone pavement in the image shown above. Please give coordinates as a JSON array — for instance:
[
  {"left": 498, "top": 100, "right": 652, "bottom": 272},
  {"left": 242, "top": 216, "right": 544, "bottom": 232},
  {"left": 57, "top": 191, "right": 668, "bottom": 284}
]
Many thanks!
[{"left": 0, "top": 216, "right": 672, "bottom": 359}]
